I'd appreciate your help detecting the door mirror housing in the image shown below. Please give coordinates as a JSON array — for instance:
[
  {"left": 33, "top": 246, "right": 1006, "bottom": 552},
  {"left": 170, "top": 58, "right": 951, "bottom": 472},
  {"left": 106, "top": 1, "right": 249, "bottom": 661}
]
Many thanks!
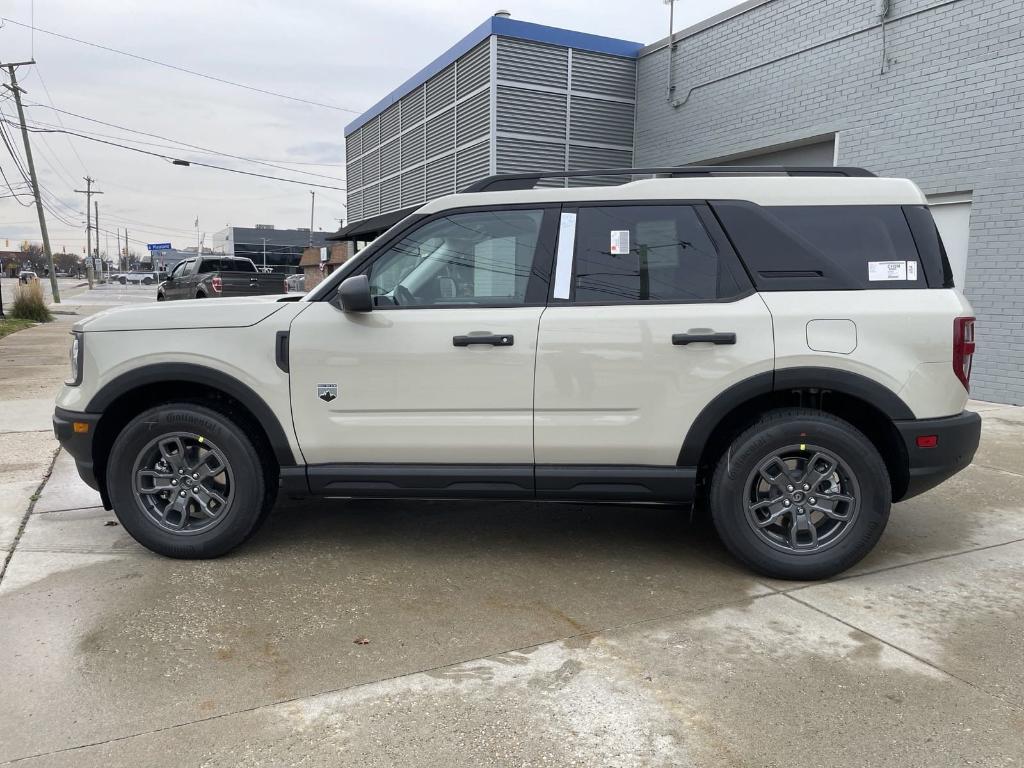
[{"left": 336, "top": 274, "right": 374, "bottom": 313}]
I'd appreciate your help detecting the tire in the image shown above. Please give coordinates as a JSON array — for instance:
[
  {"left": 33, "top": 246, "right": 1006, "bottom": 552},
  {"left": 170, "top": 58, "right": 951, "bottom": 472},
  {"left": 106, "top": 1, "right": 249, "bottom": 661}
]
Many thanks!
[
  {"left": 709, "top": 408, "right": 890, "bottom": 580},
  {"left": 106, "top": 403, "right": 276, "bottom": 558},
  {"left": 196, "top": 292, "right": 206, "bottom": 299},
  {"left": 156, "top": 292, "right": 165, "bottom": 301}
]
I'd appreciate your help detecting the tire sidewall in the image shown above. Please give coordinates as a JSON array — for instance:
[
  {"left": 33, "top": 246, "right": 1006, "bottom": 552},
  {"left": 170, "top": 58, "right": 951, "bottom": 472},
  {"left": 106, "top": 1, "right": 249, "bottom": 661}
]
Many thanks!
[
  {"left": 711, "top": 415, "right": 891, "bottom": 580},
  {"left": 107, "top": 404, "right": 265, "bottom": 558}
]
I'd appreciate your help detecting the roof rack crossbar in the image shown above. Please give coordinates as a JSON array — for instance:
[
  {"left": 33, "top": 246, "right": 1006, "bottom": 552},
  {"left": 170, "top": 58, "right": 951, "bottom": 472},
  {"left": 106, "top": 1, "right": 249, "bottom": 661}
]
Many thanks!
[{"left": 460, "top": 166, "right": 876, "bottom": 193}]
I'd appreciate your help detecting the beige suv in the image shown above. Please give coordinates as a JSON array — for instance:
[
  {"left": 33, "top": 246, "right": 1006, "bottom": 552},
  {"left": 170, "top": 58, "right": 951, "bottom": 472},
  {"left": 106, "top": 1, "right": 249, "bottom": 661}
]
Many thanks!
[{"left": 53, "top": 167, "right": 981, "bottom": 579}]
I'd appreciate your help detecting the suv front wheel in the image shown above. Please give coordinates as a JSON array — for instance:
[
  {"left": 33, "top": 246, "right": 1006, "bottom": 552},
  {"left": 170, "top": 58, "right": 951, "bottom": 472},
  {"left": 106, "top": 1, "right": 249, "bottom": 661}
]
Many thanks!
[
  {"left": 710, "top": 408, "right": 891, "bottom": 580},
  {"left": 106, "top": 403, "right": 276, "bottom": 558}
]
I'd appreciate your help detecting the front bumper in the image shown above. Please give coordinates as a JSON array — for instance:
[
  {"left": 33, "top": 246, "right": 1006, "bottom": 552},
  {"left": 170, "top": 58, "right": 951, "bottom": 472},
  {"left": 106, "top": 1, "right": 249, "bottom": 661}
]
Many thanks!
[
  {"left": 895, "top": 410, "right": 981, "bottom": 501},
  {"left": 52, "top": 407, "right": 102, "bottom": 493}
]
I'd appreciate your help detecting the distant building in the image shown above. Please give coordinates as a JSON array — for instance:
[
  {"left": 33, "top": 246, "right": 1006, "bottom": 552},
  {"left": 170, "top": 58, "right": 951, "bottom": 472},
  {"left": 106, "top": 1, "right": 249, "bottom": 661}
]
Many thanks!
[
  {"left": 299, "top": 243, "right": 355, "bottom": 290},
  {"left": 211, "top": 225, "right": 331, "bottom": 273}
]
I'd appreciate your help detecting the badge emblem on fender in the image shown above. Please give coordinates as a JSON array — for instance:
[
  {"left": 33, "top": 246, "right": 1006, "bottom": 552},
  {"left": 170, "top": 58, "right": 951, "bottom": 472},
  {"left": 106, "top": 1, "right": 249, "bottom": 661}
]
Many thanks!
[{"left": 317, "top": 383, "right": 338, "bottom": 403}]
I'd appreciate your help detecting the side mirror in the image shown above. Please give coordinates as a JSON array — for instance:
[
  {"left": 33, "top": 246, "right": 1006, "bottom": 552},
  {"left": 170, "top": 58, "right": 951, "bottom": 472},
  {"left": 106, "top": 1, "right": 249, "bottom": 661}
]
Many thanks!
[{"left": 336, "top": 274, "right": 373, "bottom": 313}]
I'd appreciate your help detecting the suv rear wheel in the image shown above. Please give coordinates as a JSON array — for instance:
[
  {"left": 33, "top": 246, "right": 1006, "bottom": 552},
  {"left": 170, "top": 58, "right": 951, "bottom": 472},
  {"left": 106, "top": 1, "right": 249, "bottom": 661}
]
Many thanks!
[
  {"left": 106, "top": 403, "right": 275, "bottom": 558},
  {"left": 710, "top": 408, "right": 890, "bottom": 580}
]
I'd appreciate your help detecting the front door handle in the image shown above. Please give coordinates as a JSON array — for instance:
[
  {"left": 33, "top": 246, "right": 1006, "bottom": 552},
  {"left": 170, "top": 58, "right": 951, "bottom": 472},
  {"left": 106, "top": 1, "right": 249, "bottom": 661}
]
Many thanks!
[
  {"left": 453, "top": 334, "right": 514, "bottom": 347},
  {"left": 672, "top": 332, "right": 737, "bottom": 345}
]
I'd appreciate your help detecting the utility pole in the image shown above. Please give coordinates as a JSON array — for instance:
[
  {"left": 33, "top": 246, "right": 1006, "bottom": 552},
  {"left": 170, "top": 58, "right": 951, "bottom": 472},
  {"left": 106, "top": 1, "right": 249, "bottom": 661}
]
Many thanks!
[
  {"left": 95, "top": 200, "right": 101, "bottom": 280},
  {"left": 2, "top": 60, "right": 60, "bottom": 302},
  {"left": 260, "top": 237, "right": 268, "bottom": 270},
  {"left": 74, "top": 176, "right": 102, "bottom": 287},
  {"left": 309, "top": 190, "right": 315, "bottom": 246}
]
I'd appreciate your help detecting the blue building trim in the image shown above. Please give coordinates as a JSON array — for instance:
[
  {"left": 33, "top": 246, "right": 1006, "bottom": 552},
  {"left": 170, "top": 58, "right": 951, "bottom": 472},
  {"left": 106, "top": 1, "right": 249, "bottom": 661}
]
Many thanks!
[{"left": 344, "top": 17, "right": 643, "bottom": 136}]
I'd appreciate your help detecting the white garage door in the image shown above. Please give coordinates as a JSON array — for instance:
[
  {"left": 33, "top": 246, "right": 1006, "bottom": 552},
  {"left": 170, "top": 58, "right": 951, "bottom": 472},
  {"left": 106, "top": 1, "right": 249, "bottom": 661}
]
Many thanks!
[{"left": 928, "top": 192, "right": 973, "bottom": 289}]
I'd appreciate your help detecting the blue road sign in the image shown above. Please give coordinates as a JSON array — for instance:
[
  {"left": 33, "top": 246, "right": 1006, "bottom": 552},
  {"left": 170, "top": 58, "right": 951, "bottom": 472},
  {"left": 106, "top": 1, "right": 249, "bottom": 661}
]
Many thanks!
[{"left": 147, "top": 243, "right": 172, "bottom": 251}]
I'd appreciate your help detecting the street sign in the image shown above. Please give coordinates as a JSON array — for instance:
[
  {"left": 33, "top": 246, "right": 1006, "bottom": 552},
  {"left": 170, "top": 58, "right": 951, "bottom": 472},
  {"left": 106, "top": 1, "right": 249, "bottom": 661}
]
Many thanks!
[{"left": 146, "top": 243, "right": 172, "bottom": 251}]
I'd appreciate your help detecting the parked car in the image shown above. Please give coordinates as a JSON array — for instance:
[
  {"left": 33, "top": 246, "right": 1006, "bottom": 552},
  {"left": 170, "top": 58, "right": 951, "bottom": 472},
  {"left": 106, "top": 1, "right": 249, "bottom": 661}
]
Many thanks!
[
  {"left": 156, "top": 256, "right": 284, "bottom": 301},
  {"left": 53, "top": 166, "right": 980, "bottom": 580},
  {"left": 285, "top": 274, "right": 306, "bottom": 293},
  {"left": 18, "top": 270, "right": 38, "bottom": 284}
]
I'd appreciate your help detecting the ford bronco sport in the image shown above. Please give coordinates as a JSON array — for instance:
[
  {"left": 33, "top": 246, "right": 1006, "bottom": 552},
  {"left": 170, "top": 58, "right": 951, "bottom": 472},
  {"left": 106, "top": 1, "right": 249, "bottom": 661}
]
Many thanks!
[{"left": 53, "top": 166, "right": 981, "bottom": 580}]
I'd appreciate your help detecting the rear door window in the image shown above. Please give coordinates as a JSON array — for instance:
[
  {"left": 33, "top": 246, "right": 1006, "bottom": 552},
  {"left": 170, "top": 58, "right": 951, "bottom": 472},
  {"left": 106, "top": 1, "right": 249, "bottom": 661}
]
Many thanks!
[{"left": 572, "top": 205, "right": 744, "bottom": 303}]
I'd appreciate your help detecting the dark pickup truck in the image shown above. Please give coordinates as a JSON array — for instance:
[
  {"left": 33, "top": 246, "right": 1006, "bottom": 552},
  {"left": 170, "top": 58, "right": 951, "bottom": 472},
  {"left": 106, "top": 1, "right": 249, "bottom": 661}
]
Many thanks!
[{"left": 156, "top": 256, "right": 284, "bottom": 301}]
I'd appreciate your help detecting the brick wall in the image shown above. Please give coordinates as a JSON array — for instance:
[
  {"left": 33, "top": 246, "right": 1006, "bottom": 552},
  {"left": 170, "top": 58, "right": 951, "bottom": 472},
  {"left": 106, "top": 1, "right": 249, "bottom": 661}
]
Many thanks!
[{"left": 635, "top": 0, "right": 1024, "bottom": 404}]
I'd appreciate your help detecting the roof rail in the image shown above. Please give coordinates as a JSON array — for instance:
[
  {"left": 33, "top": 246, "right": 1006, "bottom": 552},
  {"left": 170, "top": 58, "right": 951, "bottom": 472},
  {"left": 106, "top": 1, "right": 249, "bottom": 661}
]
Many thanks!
[{"left": 460, "top": 166, "right": 876, "bottom": 193}]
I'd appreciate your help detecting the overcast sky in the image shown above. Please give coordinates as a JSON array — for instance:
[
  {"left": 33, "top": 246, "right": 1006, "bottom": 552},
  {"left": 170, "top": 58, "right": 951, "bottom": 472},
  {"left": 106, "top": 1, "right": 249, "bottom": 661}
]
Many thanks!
[{"left": 0, "top": 0, "right": 739, "bottom": 258}]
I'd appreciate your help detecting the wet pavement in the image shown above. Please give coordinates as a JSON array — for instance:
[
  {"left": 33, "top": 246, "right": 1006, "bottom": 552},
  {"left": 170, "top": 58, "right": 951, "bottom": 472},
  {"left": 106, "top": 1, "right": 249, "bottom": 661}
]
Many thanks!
[{"left": 0, "top": 296, "right": 1022, "bottom": 767}]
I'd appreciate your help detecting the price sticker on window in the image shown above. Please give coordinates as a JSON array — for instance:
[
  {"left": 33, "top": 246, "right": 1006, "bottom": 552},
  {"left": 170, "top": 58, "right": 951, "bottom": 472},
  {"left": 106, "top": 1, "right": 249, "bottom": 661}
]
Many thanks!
[{"left": 610, "top": 230, "right": 630, "bottom": 255}]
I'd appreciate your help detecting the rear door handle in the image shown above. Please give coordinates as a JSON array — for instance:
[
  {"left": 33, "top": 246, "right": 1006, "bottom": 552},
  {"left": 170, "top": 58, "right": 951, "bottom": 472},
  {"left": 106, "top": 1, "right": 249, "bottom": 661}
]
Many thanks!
[
  {"left": 672, "top": 332, "right": 737, "bottom": 345},
  {"left": 453, "top": 334, "right": 514, "bottom": 347}
]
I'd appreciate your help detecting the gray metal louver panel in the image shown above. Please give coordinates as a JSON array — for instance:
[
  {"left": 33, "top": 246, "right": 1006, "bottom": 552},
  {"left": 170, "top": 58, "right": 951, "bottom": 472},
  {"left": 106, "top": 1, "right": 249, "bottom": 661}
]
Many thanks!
[
  {"left": 570, "top": 51, "right": 636, "bottom": 99},
  {"left": 361, "top": 148, "right": 380, "bottom": 186},
  {"left": 401, "top": 166, "right": 426, "bottom": 208},
  {"left": 496, "top": 136, "right": 566, "bottom": 173},
  {"left": 425, "top": 64, "right": 456, "bottom": 116},
  {"left": 457, "top": 89, "right": 490, "bottom": 145},
  {"left": 346, "top": 192, "right": 362, "bottom": 225},
  {"left": 380, "top": 103, "right": 401, "bottom": 143},
  {"left": 569, "top": 96, "right": 634, "bottom": 147},
  {"left": 401, "top": 86, "right": 425, "bottom": 130},
  {"left": 362, "top": 116, "right": 380, "bottom": 152},
  {"left": 379, "top": 139, "right": 401, "bottom": 180},
  {"left": 346, "top": 159, "right": 361, "bottom": 192},
  {"left": 496, "top": 38, "right": 567, "bottom": 89},
  {"left": 380, "top": 176, "right": 401, "bottom": 215},
  {"left": 567, "top": 144, "right": 634, "bottom": 186},
  {"left": 457, "top": 40, "right": 490, "bottom": 97},
  {"left": 426, "top": 155, "right": 456, "bottom": 200},
  {"left": 425, "top": 108, "right": 455, "bottom": 158},
  {"left": 456, "top": 140, "right": 490, "bottom": 190},
  {"left": 345, "top": 131, "right": 361, "bottom": 162},
  {"left": 401, "top": 124, "right": 425, "bottom": 167},
  {"left": 362, "top": 184, "right": 380, "bottom": 218},
  {"left": 496, "top": 85, "right": 566, "bottom": 139}
]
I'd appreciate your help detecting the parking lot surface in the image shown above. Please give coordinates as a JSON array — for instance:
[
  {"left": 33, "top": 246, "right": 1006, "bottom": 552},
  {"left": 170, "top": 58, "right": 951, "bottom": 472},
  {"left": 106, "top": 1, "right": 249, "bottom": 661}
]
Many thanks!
[{"left": 1, "top": 293, "right": 1022, "bottom": 767}]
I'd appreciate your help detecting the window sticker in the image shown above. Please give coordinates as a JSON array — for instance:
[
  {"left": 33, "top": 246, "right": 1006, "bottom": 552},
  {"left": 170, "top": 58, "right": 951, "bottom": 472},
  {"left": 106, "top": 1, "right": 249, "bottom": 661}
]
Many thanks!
[
  {"left": 610, "top": 230, "right": 630, "bottom": 255},
  {"left": 868, "top": 260, "right": 908, "bottom": 281},
  {"left": 906, "top": 261, "right": 918, "bottom": 280}
]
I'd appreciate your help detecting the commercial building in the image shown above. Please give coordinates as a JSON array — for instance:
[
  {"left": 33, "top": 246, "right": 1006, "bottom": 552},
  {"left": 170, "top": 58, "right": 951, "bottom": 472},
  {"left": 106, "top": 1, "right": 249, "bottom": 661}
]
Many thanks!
[
  {"left": 211, "top": 225, "right": 331, "bottom": 273},
  {"left": 335, "top": 0, "right": 1024, "bottom": 404}
]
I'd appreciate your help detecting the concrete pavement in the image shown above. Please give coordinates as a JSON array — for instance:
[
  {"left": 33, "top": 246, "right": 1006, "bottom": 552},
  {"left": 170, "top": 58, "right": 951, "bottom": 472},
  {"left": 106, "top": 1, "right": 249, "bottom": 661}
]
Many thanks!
[{"left": 0, "top": 301, "right": 1022, "bottom": 766}]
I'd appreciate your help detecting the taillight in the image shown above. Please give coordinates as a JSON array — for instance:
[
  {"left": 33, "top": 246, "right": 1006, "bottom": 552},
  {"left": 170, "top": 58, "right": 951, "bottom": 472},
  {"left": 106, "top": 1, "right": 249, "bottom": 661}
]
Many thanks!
[
  {"left": 284, "top": 279, "right": 289, "bottom": 293},
  {"left": 211, "top": 276, "right": 223, "bottom": 293},
  {"left": 953, "top": 316, "right": 975, "bottom": 391}
]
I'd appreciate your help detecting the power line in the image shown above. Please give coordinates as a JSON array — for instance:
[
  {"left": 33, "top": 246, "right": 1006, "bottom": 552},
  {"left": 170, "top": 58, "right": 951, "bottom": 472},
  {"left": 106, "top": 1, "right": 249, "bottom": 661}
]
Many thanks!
[
  {"left": 2, "top": 119, "right": 348, "bottom": 191},
  {"left": 1, "top": 17, "right": 363, "bottom": 115},
  {"left": 32, "top": 64, "right": 90, "bottom": 175}
]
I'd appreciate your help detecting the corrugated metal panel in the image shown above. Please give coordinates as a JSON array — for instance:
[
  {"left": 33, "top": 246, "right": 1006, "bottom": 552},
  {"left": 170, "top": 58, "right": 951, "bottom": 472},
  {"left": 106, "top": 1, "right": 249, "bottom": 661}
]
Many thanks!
[
  {"left": 401, "top": 124, "right": 425, "bottom": 167},
  {"left": 380, "top": 176, "right": 401, "bottom": 215},
  {"left": 570, "top": 96, "right": 634, "bottom": 147},
  {"left": 345, "top": 131, "right": 361, "bottom": 162},
  {"left": 346, "top": 159, "right": 361, "bottom": 193},
  {"left": 426, "top": 155, "right": 455, "bottom": 199},
  {"left": 496, "top": 85, "right": 566, "bottom": 139},
  {"left": 362, "top": 115, "right": 380, "bottom": 152},
  {"left": 496, "top": 136, "right": 565, "bottom": 173},
  {"left": 456, "top": 140, "right": 490, "bottom": 191},
  {"left": 380, "top": 102, "right": 401, "bottom": 143},
  {"left": 570, "top": 51, "right": 636, "bottom": 99},
  {"left": 347, "top": 191, "right": 362, "bottom": 224},
  {"left": 457, "top": 40, "right": 490, "bottom": 98},
  {"left": 425, "top": 64, "right": 456, "bottom": 116},
  {"left": 379, "top": 139, "right": 401, "bottom": 180},
  {"left": 362, "top": 184, "right": 380, "bottom": 218},
  {"left": 401, "top": 166, "right": 426, "bottom": 208},
  {"left": 425, "top": 108, "right": 455, "bottom": 158},
  {"left": 567, "top": 144, "right": 633, "bottom": 186},
  {"left": 457, "top": 89, "right": 490, "bottom": 145},
  {"left": 361, "top": 148, "right": 380, "bottom": 186},
  {"left": 401, "top": 86, "right": 425, "bottom": 130},
  {"left": 497, "top": 38, "right": 568, "bottom": 89}
]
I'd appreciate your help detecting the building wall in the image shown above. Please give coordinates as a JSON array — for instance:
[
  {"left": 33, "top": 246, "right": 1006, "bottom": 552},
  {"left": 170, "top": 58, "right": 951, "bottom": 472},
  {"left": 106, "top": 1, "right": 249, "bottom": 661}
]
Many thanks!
[{"left": 634, "top": 0, "right": 1024, "bottom": 404}]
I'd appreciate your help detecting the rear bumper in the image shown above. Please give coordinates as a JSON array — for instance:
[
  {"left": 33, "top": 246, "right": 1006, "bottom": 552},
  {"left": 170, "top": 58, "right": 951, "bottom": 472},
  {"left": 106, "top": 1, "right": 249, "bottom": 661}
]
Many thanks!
[
  {"left": 894, "top": 410, "right": 981, "bottom": 501},
  {"left": 52, "top": 407, "right": 102, "bottom": 493}
]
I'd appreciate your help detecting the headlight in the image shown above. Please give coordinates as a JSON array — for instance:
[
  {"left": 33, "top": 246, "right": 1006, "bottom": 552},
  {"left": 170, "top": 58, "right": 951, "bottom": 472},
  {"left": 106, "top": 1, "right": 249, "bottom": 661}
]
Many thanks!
[{"left": 67, "top": 332, "right": 83, "bottom": 386}]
